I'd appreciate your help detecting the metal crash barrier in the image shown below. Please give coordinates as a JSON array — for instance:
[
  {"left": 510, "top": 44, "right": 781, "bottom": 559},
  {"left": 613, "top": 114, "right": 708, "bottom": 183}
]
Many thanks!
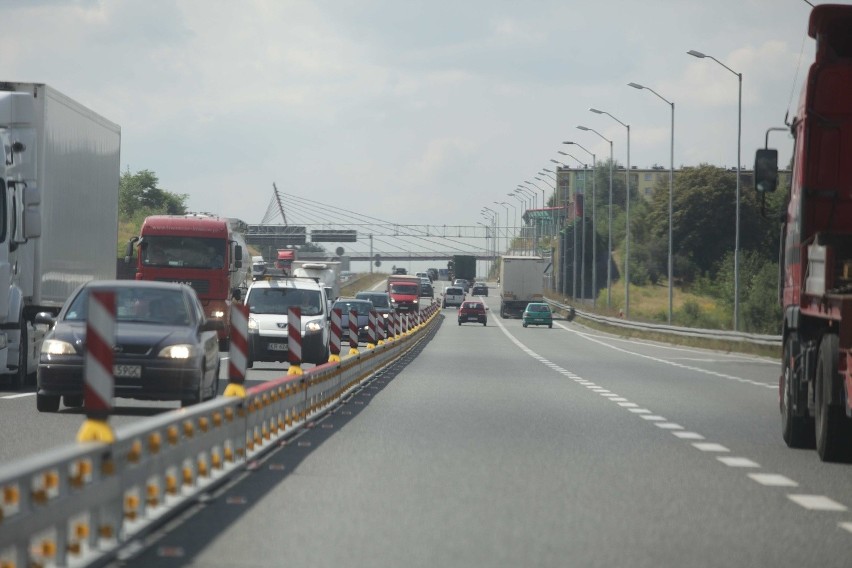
[{"left": 0, "top": 304, "right": 441, "bottom": 568}]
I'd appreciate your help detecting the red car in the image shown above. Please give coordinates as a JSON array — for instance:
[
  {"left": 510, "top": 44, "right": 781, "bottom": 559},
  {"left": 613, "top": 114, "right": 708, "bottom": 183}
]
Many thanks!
[{"left": 458, "top": 301, "right": 487, "bottom": 326}]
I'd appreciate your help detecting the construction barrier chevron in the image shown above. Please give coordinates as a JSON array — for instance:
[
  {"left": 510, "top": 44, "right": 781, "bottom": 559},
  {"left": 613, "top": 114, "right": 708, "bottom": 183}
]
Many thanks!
[
  {"left": 76, "top": 290, "right": 116, "bottom": 443},
  {"left": 224, "top": 303, "right": 249, "bottom": 397},
  {"left": 0, "top": 301, "right": 443, "bottom": 568},
  {"left": 287, "top": 306, "right": 303, "bottom": 375}
]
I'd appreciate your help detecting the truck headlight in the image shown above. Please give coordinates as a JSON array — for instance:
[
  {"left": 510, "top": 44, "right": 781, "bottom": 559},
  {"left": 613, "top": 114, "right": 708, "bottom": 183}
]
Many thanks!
[
  {"left": 212, "top": 310, "right": 225, "bottom": 318},
  {"left": 305, "top": 321, "right": 322, "bottom": 333},
  {"left": 159, "top": 344, "right": 194, "bottom": 359},
  {"left": 382, "top": 313, "right": 389, "bottom": 319},
  {"left": 413, "top": 299, "right": 419, "bottom": 304},
  {"left": 248, "top": 317, "right": 258, "bottom": 332},
  {"left": 42, "top": 339, "right": 76, "bottom": 356}
]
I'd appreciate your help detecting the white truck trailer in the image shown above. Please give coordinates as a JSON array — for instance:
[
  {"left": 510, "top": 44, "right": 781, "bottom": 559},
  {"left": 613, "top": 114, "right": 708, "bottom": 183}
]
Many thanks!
[
  {"left": 0, "top": 82, "right": 120, "bottom": 387},
  {"left": 292, "top": 261, "right": 342, "bottom": 306},
  {"left": 499, "top": 255, "right": 546, "bottom": 318}
]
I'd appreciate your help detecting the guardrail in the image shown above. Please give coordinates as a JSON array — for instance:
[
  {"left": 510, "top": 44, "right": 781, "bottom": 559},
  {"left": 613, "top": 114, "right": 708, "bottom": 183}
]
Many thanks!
[
  {"left": 0, "top": 308, "right": 441, "bottom": 568},
  {"left": 544, "top": 298, "right": 782, "bottom": 349}
]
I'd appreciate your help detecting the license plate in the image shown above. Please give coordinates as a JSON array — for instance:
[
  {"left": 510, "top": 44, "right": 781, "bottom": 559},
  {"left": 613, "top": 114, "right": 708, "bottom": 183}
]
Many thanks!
[
  {"left": 268, "top": 343, "right": 287, "bottom": 351},
  {"left": 467, "top": 316, "right": 478, "bottom": 321},
  {"left": 114, "top": 365, "right": 141, "bottom": 378}
]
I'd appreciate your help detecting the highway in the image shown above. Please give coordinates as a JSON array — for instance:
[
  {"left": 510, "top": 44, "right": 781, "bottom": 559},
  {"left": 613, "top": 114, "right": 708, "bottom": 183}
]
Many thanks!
[{"left": 4, "top": 284, "right": 852, "bottom": 566}]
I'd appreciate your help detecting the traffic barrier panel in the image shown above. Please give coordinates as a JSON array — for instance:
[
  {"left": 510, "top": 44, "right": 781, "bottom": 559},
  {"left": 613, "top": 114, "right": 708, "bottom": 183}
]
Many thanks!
[
  {"left": 329, "top": 308, "right": 342, "bottom": 362},
  {"left": 77, "top": 290, "right": 116, "bottom": 443},
  {"left": 287, "top": 307, "right": 303, "bottom": 376},
  {"left": 224, "top": 303, "right": 249, "bottom": 398},
  {"left": 348, "top": 309, "right": 359, "bottom": 355}
]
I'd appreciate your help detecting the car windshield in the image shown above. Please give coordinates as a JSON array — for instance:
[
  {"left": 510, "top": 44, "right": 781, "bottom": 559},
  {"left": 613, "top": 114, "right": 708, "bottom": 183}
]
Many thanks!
[
  {"left": 65, "top": 287, "right": 191, "bottom": 326},
  {"left": 142, "top": 236, "right": 226, "bottom": 269},
  {"left": 447, "top": 288, "right": 463, "bottom": 294},
  {"left": 248, "top": 287, "right": 323, "bottom": 316},
  {"left": 357, "top": 294, "right": 389, "bottom": 308},
  {"left": 528, "top": 304, "right": 550, "bottom": 313},
  {"left": 390, "top": 283, "right": 418, "bottom": 295},
  {"left": 463, "top": 302, "right": 482, "bottom": 309},
  {"left": 334, "top": 301, "right": 372, "bottom": 316}
]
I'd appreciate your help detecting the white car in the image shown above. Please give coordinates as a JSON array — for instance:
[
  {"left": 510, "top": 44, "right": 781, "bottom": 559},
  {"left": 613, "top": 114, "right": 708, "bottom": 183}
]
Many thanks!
[
  {"left": 442, "top": 286, "right": 465, "bottom": 308},
  {"left": 244, "top": 277, "right": 329, "bottom": 366}
]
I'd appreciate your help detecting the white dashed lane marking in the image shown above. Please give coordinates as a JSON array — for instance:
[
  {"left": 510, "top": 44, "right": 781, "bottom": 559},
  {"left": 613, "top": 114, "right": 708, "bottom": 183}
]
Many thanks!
[
  {"left": 787, "top": 495, "right": 847, "bottom": 511},
  {"left": 717, "top": 457, "right": 760, "bottom": 468},
  {"left": 693, "top": 443, "right": 729, "bottom": 452},
  {"left": 748, "top": 473, "right": 798, "bottom": 487},
  {"left": 491, "top": 314, "right": 852, "bottom": 533}
]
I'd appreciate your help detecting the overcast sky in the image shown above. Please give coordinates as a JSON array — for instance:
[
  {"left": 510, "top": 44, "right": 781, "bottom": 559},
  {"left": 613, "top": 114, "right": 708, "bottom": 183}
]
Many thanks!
[{"left": 1, "top": 0, "right": 827, "bottom": 234}]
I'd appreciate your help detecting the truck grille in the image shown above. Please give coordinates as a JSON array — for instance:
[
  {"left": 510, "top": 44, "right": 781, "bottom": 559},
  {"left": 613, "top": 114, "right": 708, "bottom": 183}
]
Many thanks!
[{"left": 155, "top": 278, "right": 210, "bottom": 294}]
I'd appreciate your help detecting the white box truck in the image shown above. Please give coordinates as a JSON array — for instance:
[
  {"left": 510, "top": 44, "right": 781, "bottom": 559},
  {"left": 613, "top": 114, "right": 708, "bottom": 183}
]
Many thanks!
[
  {"left": 292, "top": 261, "right": 341, "bottom": 307},
  {"left": 0, "top": 82, "right": 120, "bottom": 387},
  {"left": 499, "top": 255, "right": 546, "bottom": 318}
]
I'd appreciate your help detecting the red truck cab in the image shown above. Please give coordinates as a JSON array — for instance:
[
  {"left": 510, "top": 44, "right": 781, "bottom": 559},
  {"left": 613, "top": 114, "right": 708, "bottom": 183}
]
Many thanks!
[
  {"left": 755, "top": 4, "right": 852, "bottom": 461},
  {"left": 387, "top": 274, "right": 422, "bottom": 312},
  {"left": 128, "top": 214, "right": 248, "bottom": 349}
]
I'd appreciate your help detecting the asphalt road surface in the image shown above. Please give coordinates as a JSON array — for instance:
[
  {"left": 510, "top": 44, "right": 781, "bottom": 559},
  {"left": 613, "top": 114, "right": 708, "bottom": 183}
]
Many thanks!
[{"left": 92, "top": 288, "right": 852, "bottom": 568}]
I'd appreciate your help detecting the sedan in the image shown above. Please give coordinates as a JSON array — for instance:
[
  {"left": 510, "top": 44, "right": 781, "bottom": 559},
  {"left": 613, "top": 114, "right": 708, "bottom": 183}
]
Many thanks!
[
  {"left": 522, "top": 303, "right": 553, "bottom": 328},
  {"left": 471, "top": 282, "right": 488, "bottom": 296},
  {"left": 458, "top": 301, "right": 487, "bottom": 326},
  {"left": 36, "top": 280, "right": 223, "bottom": 412}
]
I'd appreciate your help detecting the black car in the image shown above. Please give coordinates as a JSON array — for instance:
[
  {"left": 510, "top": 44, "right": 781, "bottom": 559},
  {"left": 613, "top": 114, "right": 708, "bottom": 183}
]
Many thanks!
[
  {"left": 355, "top": 291, "right": 394, "bottom": 322},
  {"left": 471, "top": 282, "right": 488, "bottom": 296},
  {"left": 36, "top": 280, "right": 223, "bottom": 412},
  {"left": 332, "top": 298, "right": 374, "bottom": 343}
]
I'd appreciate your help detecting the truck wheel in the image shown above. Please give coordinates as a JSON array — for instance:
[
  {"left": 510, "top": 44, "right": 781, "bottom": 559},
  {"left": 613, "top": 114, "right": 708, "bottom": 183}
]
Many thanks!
[
  {"left": 815, "top": 333, "right": 852, "bottom": 461},
  {"left": 781, "top": 335, "right": 814, "bottom": 448},
  {"left": 37, "top": 393, "right": 60, "bottom": 412}
]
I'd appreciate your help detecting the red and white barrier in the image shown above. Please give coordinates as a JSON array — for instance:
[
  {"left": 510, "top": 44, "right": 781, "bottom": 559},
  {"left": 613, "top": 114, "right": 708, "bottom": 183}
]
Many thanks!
[
  {"left": 77, "top": 290, "right": 116, "bottom": 442},
  {"left": 224, "top": 303, "right": 249, "bottom": 397},
  {"left": 367, "top": 310, "right": 377, "bottom": 348},
  {"left": 348, "top": 309, "right": 359, "bottom": 354},
  {"left": 287, "top": 306, "right": 303, "bottom": 375},
  {"left": 329, "top": 307, "right": 342, "bottom": 362}
]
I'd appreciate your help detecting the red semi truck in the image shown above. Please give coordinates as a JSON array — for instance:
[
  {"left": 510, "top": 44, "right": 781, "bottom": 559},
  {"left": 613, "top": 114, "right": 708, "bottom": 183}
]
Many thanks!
[
  {"left": 755, "top": 4, "right": 852, "bottom": 461},
  {"left": 126, "top": 214, "right": 249, "bottom": 350}
]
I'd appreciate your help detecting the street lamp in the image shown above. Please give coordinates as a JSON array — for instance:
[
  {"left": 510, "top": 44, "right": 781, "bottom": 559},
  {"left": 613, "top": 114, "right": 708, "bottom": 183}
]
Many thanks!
[
  {"left": 550, "top": 158, "right": 573, "bottom": 297},
  {"left": 688, "top": 49, "right": 742, "bottom": 331},
  {"left": 558, "top": 151, "right": 586, "bottom": 302},
  {"left": 563, "top": 141, "right": 597, "bottom": 308},
  {"left": 629, "top": 81, "right": 674, "bottom": 325},
  {"left": 494, "top": 201, "right": 509, "bottom": 253},
  {"left": 590, "top": 107, "right": 631, "bottom": 318},
  {"left": 509, "top": 193, "right": 526, "bottom": 254},
  {"left": 577, "top": 125, "right": 614, "bottom": 309}
]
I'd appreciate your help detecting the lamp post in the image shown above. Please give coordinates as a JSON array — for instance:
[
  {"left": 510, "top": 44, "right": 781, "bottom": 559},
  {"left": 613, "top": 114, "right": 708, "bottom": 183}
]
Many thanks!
[
  {"left": 687, "top": 49, "right": 742, "bottom": 331},
  {"left": 540, "top": 169, "right": 559, "bottom": 248},
  {"left": 558, "top": 151, "right": 586, "bottom": 301},
  {"left": 629, "top": 81, "right": 674, "bottom": 325},
  {"left": 492, "top": 202, "right": 508, "bottom": 255},
  {"left": 482, "top": 209, "right": 497, "bottom": 273},
  {"left": 563, "top": 142, "right": 597, "bottom": 308},
  {"left": 590, "top": 107, "right": 631, "bottom": 318},
  {"left": 503, "top": 200, "right": 517, "bottom": 253},
  {"left": 577, "top": 125, "right": 614, "bottom": 309},
  {"left": 509, "top": 193, "right": 526, "bottom": 254},
  {"left": 516, "top": 186, "right": 537, "bottom": 254},
  {"left": 550, "top": 158, "right": 573, "bottom": 297}
]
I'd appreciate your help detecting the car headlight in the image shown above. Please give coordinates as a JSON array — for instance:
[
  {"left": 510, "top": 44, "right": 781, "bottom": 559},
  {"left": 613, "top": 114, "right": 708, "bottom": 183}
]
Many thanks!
[
  {"left": 42, "top": 339, "right": 76, "bottom": 356},
  {"left": 248, "top": 317, "right": 258, "bottom": 332},
  {"left": 211, "top": 310, "right": 225, "bottom": 318},
  {"left": 413, "top": 299, "right": 418, "bottom": 304},
  {"left": 305, "top": 321, "right": 322, "bottom": 333},
  {"left": 159, "top": 344, "right": 195, "bottom": 359},
  {"left": 382, "top": 313, "right": 389, "bottom": 319}
]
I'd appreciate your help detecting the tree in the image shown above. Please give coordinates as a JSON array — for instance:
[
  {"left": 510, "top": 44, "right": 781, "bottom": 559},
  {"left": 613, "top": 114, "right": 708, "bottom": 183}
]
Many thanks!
[{"left": 119, "top": 169, "right": 188, "bottom": 219}]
